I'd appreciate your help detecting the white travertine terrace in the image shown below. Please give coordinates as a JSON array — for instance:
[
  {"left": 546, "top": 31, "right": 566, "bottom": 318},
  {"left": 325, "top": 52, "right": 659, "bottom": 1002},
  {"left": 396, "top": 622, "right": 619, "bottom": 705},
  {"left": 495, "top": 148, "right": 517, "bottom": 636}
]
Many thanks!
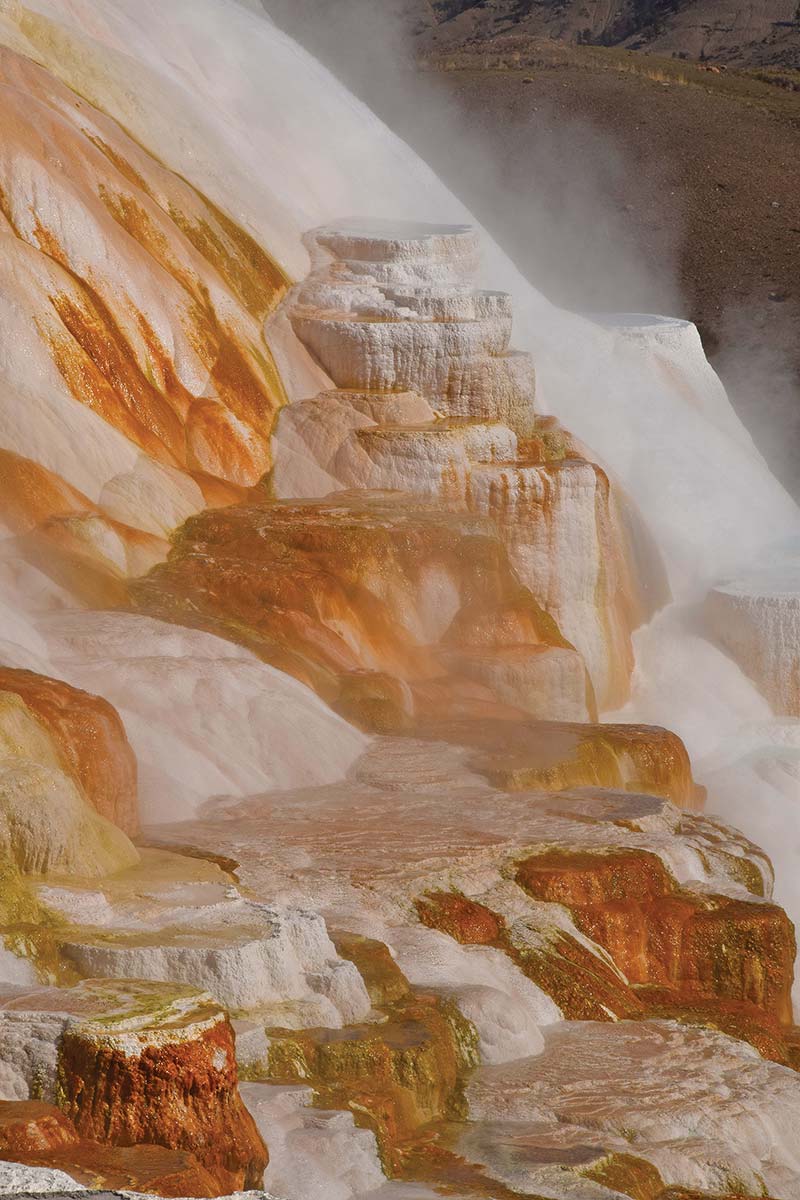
[
  {"left": 292, "top": 224, "right": 538, "bottom": 436},
  {"left": 707, "top": 559, "right": 800, "bottom": 717},
  {"left": 466, "top": 1020, "right": 800, "bottom": 1195},
  {"left": 596, "top": 313, "right": 755, "bottom": 452},
  {"left": 39, "top": 612, "right": 370, "bottom": 823},
  {"left": 0, "top": 2, "right": 797, "bottom": 1197},
  {"left": 467, "top": 457, "right": 640, "bottom": 709},
  {"left": 151, "top": 735, "right": 774, "bottom": 1046},
  {"left": 55, "top": 906, "right": 371, "bottom": 1027},
  {"left": 280, "top": 222, "right": 654, "bottom": 709},
  {"left": 19, "top": 854, "right": 372, "bottom": 1027}
]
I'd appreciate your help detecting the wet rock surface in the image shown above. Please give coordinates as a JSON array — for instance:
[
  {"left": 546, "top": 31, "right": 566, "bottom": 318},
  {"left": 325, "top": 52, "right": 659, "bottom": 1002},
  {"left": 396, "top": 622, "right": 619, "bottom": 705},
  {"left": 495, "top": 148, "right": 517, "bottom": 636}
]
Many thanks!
[{"left": 0, "top": 17, "right": 795, "bottom": 1192}]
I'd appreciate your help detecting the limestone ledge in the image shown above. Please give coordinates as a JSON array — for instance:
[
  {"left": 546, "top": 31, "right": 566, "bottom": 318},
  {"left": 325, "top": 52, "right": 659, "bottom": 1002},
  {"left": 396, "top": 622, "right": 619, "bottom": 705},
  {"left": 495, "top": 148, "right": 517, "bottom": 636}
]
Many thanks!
[
  {"left": 18, "top": 850, "right": 372, "bottom": 1028},
  {"left": 0, "top": 980, "right": 266, "bottom": 1196},
  {"left": 276, "top": 221, "right": 668, "bottom": 709},
  {"left": 707, "top": 559, "right": 800, "bottom": 717}
]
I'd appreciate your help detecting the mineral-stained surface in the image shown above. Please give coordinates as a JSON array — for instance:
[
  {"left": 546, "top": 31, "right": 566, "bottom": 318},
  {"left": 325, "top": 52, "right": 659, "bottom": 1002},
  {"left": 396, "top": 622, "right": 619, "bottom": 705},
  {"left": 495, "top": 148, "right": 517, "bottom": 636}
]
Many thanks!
[
  {"left": 0, "top": 671, "right": 138, "bottom": 836},
  {"left": 0, "top": 980, "right": 266, "bottom": 1197},
  {"left": 0, "top": 679, "right": 139, "bottom": 884},
  {"left": 0, "top": 3, "right": 798, "bottom": 1199},
  {"left": 278, "top": 221, "right": 666, "bottom": 711},
  {"left": 706, "top": 560, "right": 800, "bottom": 718}
]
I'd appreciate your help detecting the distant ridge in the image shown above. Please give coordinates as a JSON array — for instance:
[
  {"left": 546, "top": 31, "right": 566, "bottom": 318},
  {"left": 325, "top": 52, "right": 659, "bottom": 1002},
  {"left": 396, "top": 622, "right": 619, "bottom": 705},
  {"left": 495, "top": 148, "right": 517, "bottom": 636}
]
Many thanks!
[{"left": 422, "top": 0, "right": 800, "bottom": 69}]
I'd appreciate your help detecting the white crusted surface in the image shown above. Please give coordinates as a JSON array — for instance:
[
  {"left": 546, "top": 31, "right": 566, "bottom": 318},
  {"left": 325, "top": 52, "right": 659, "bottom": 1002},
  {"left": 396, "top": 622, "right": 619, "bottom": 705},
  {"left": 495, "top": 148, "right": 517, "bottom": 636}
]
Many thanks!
[
  {"left": 39, "top": 611, "right": 369, "bottom": 823},
  {"left": 466, "top": 1019, "right": 800, "bottom": 1195},
  {"left": 244, "top": 1082, "right": 385, "bottom": 1200},
  {"left": 0, "top": 1162, "right": 85, "bottom": 1194}
]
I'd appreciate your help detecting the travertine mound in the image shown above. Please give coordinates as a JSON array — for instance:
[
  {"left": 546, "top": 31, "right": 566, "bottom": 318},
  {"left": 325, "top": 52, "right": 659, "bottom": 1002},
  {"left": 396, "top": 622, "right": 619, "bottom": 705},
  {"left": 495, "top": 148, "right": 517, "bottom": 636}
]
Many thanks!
[
  {"left": 132, "top": 490, "right": 584, "bottom": 726},
  {"left": 707, "top": 561, "right": 800, "bottom": 717},
  {"left": 0, "top": 676, "right": 138, "bottom": 885},
  {"left": 0, "top": 980, "right": 266, "bottom": 1197},
  {"left": 0, "top": 672, "right": 138, "bottom": 837},
  {"left": 277, "top": 222, "right": 666, "bottom": 708},
  {"left": 293, "top": 223, "right": 535, "bottom": 434},
  {"left": 0, "top": 762, "right": 137, "bottom": 881}
]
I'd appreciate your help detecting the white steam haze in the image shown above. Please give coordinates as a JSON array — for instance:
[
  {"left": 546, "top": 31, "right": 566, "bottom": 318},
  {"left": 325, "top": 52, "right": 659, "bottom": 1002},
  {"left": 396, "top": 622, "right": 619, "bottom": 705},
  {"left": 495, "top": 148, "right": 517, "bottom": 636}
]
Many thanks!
[
  {"left": 260, "top": 0, "right": 687, "bottom": 317},
  {"left": 3, "top": 0, "right": 800, "bottom": 988}
]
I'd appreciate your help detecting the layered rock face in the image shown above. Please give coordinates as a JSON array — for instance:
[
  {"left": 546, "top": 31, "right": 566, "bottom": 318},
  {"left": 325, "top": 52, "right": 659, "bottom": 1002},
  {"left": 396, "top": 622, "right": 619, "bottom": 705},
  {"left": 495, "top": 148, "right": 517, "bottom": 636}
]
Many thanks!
[
  {"left": 0, "top": 980, "right": 266, "bottom": 1196},
  {"left": 0, "top": 3, "right": 798, "bottom": 1198},
  {"left": 706, "top": 561, "right": 800, "bottom": 717},
  {"left": 277, "top": 222, "right": 665, "bottom": 708}
]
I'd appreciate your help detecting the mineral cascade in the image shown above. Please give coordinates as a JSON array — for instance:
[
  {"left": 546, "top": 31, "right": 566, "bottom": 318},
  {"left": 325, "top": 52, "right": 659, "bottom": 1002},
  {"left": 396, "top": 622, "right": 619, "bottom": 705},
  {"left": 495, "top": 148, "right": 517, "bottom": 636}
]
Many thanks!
[{"left": 0, "top": 2, "right": 799, "bottom": 1199}]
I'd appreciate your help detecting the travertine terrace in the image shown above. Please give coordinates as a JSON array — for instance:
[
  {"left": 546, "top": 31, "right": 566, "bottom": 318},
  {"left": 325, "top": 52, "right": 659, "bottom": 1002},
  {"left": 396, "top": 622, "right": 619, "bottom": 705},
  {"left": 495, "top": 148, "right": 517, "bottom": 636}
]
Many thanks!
[{"left": 0, "top": 2, "right": 799, "bottom": 1200}]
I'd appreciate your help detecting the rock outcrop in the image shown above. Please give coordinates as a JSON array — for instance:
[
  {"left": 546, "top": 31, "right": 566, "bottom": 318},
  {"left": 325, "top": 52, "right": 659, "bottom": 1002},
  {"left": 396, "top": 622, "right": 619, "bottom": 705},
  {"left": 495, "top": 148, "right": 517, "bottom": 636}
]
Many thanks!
[
  {"left": 0, "top": 3, "right": 797, "bottom": 1198},
  {"left": 0, "top": 980, "right": 266, "bottom": 1197},
  {"left": 275, "top": 222, "right": 666, "bottom": 709},
  {"left": 0, "top": 671, "right": 138, "bottom": 836}
]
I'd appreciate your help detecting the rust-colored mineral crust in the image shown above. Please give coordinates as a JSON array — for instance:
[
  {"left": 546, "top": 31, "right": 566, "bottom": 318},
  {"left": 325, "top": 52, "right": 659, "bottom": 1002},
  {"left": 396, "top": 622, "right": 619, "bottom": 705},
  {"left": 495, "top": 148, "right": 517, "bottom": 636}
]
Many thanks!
[
  {"left": 425, "top": 716, "right": 703, "bottom": 810},
  {"left": 55, "top": 984, "right": 268, "bottom": 1195},
  {"left": 415, "top": 889, "right": 644, "bottom": 1021},
  {"left": 516, "top": 847, "right": 795, "bottom": 1022},
  {"left": 0, "top": 668, "right": 138, "bottom": 835},
  {"left": 132, "top": 490, "right": 571, "bottom": 721},
  {"left": 0, "top": 1099, "right": 78, "bottom": 1156},
  {"left": 0, "top": 1099, "right": 218, "bottom": 1196}
]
